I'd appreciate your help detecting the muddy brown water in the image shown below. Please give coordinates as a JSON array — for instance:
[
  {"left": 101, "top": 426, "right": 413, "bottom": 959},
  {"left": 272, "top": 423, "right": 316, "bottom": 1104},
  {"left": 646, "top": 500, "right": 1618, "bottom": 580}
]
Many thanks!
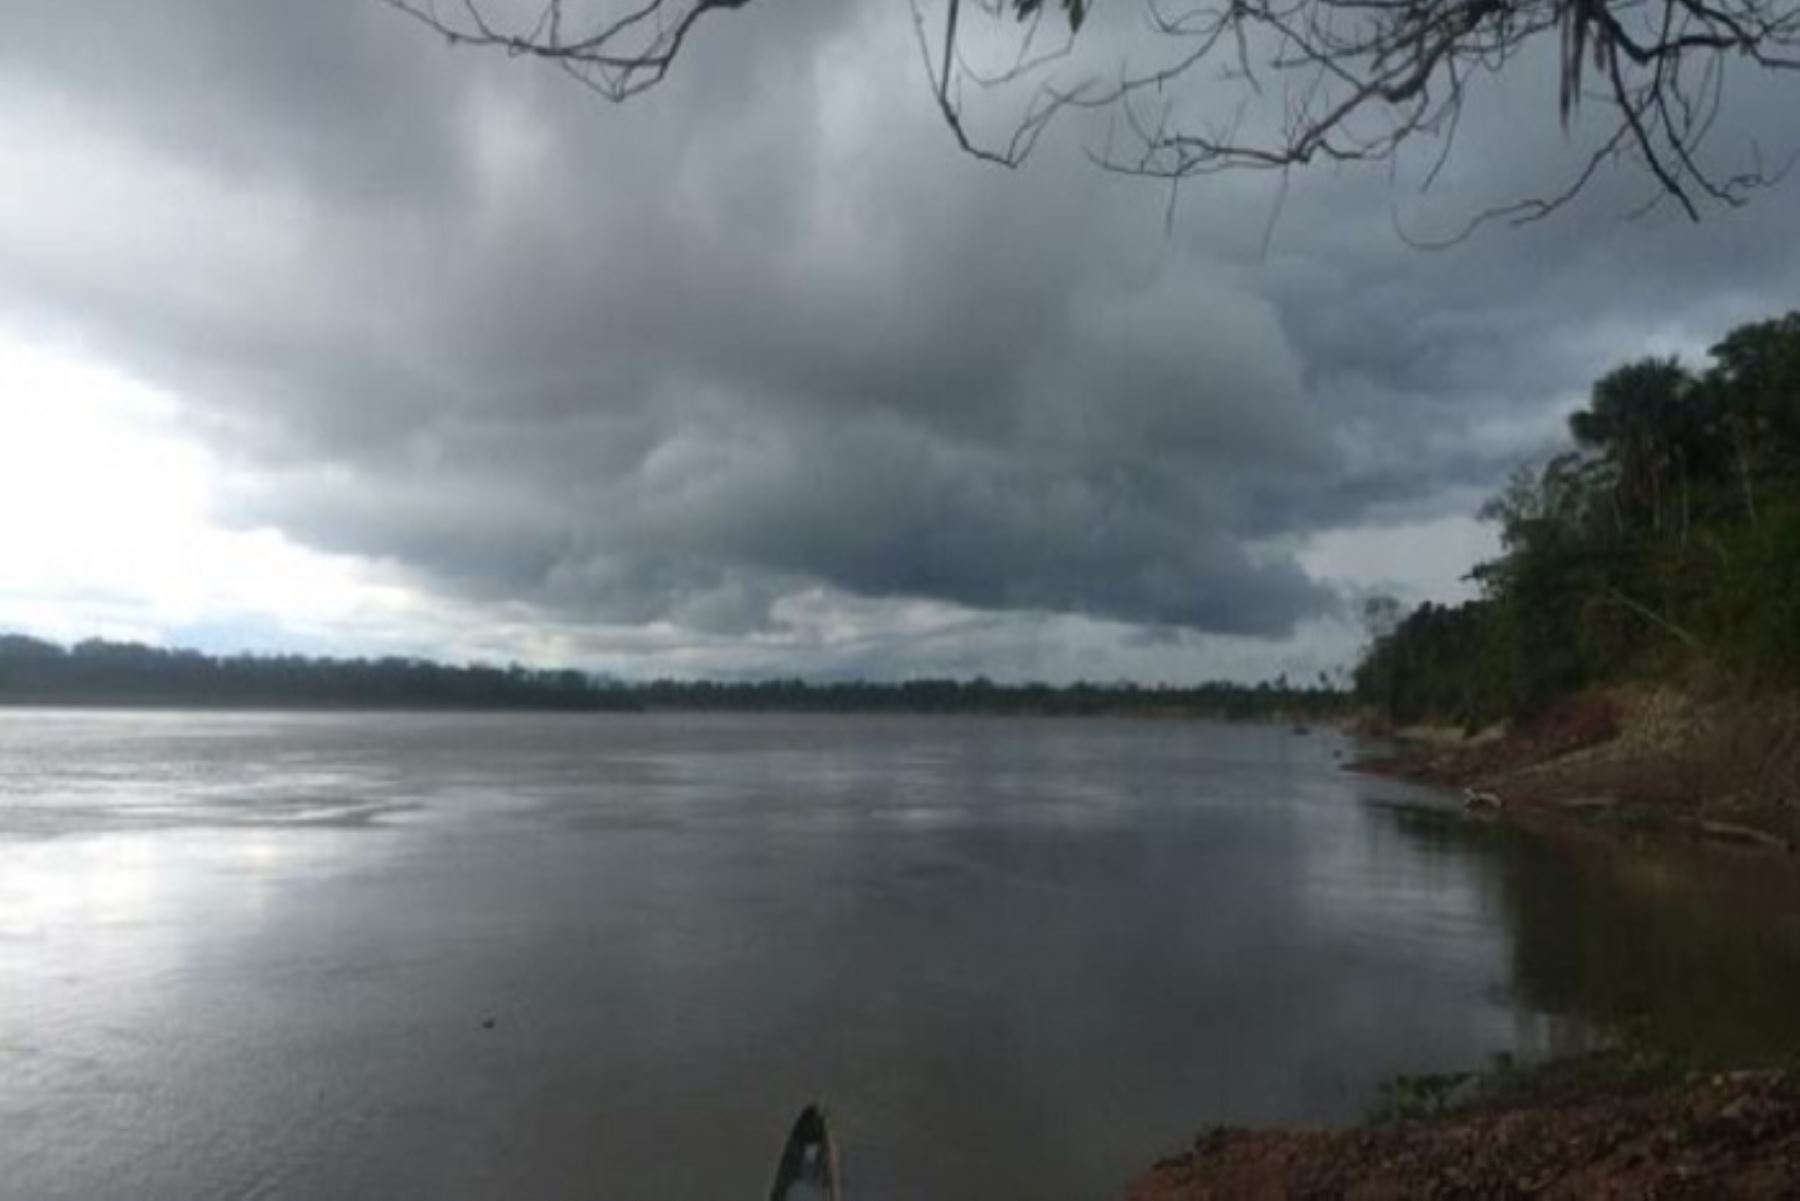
[{"left": 5, "top": 710, "right": 1800, "bottom": 1199}]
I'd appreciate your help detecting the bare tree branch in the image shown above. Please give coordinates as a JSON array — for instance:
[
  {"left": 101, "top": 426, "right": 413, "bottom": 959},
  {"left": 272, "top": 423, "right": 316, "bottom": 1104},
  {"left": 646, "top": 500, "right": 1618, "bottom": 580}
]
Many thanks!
[{"left": 379, "top": 0, "right": 1800, "bottom": 226}]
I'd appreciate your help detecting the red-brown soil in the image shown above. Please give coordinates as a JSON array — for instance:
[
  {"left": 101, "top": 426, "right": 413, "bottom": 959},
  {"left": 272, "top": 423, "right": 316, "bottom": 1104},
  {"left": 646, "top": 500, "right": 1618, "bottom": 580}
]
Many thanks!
[
  {"left": 1125, "top": 1070, "right": 1800, "bottom": 1199},
  {"left": 1349, "top": 688, "right": 1800, "bottom": 853}
]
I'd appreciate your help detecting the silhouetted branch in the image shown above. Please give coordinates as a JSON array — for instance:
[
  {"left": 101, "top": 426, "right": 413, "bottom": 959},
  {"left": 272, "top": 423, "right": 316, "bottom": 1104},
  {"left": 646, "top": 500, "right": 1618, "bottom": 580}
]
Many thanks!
[
  {"left": 379, "top": 0, "right": 755, "bottom": 101},
  {"left": 382, "top": 0, "right": 1800, "bottom": 223}
]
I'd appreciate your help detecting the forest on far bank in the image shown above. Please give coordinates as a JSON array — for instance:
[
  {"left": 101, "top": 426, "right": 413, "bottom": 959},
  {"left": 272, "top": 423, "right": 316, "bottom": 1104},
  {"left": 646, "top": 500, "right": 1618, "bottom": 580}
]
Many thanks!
[
  {"left": 25, "top": 313, "right": 1792, "bottom": 728},
  {"left": 0, "top": 633, "right": 1346, "bottom": 720},
  {"left": 1356, "top": 311, "right": 1800, "bottom": 728}
]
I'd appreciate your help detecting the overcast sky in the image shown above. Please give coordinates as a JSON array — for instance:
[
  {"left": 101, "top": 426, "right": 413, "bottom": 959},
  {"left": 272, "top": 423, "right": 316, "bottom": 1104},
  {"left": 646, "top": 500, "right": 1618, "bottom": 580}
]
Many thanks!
[{"left": 1, "top": 0, "right": 1795, "bottom": 682}]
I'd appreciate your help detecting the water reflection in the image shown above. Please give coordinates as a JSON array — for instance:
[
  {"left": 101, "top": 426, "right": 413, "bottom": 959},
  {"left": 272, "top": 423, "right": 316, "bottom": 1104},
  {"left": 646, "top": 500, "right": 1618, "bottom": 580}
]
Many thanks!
[
  {"left": 5, "top": 712, "right": 1800, "bottom": 1200},
  {"left": 1, "top": 836, "right": 164, "bottom": 937},
  {"left": 1370, "top": 795, "right": 1800, "bottom": 1060}
]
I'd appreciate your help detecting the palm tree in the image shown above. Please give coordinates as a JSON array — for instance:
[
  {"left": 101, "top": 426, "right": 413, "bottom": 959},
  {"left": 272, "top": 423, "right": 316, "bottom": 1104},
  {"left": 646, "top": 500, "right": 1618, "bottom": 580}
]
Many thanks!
[{"left": 1568, "top": 357, "right": 1704, "bottom": 536}]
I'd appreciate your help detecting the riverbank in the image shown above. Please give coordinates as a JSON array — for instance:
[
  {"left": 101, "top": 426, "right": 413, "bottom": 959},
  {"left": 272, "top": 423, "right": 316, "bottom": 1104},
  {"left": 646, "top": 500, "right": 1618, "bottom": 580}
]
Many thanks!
[
  {"left": 1350, "top": 686, "right": 1800, "bottom": 855},
  {"left": 1117, "top": 689, "right": 1800, "bottom": 1197},
  {"left": 1125, "top": 1053, "right": 1800, "bottom": 1198}
]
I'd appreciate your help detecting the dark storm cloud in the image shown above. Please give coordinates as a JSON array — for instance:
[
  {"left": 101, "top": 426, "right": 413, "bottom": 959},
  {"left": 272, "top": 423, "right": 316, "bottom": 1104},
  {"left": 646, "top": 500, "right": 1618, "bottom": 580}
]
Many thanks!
[{"left": 2, "top": 0, "right": 1796, "bottom": 658}]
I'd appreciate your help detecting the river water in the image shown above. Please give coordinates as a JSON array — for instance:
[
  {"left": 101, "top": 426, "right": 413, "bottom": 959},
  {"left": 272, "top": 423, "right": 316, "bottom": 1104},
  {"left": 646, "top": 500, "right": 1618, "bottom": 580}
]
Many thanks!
[{"left": 4, "top": 710, "right": 1800, "bottom": 1199}]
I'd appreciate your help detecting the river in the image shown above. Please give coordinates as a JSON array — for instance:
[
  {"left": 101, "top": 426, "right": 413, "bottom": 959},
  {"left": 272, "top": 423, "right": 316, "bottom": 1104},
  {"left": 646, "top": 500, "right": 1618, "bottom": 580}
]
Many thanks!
[{"left": 4, "top": 710, "right": 1799, "bottom": 1199}]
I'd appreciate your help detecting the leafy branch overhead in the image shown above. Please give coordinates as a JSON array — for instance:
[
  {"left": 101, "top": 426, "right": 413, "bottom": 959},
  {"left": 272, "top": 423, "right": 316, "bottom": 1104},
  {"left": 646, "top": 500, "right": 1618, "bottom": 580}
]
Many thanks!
[{"left": 382, "top": 0, "right": 1798, "bottom": 229}]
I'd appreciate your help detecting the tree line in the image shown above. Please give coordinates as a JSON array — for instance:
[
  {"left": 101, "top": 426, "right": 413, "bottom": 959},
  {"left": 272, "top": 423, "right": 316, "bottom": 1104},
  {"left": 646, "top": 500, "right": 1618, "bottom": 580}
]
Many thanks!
[
  {"left": 0, "top": 636, "right": 633, "bottom": 711},
  {"left": 1356, "top": 311, "right": 1800, "bottom": 727},
  {"left": 626, "top": 675, "right": 1347, "bottom": 719},
  {"left": 0, "top": 634, "right": 1348, "bottom": 719}
]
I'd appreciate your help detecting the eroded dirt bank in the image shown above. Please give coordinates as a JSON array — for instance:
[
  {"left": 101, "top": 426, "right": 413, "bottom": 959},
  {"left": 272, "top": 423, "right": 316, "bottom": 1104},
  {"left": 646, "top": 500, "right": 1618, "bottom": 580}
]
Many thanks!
[
  {"left": 1351, "top": 687, "right": 1800, "bottom": 854},
  {"left": 1125, "top": 1067, "right": 1800, "bottom": 1199}
]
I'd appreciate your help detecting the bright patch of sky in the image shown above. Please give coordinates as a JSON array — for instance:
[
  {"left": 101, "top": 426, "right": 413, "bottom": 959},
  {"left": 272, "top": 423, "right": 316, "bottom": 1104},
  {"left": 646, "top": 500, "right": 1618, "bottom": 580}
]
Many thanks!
[
  {"left": 0, "top": 325, "right": 1497, "bottom": 681},
  {"left": 0, "top": 330, "right": 422, "bottom": 651}
]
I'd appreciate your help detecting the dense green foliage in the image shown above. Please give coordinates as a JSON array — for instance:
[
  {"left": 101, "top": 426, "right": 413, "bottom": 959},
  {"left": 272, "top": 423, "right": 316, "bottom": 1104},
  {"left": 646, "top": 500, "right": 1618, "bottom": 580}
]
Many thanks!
[
  {"left": 0, "top": 633, "right": 1348, "bottom": 719},
  {"left": 1357, "top": 312, "right": 1800, "bottom": 726}
]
